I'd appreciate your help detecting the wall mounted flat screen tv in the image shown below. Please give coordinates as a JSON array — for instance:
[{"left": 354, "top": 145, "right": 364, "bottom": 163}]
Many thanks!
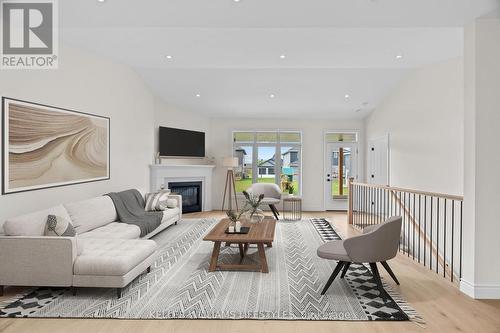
[{"left": 159, "top": 126, "right": 205, "bottom": 157}]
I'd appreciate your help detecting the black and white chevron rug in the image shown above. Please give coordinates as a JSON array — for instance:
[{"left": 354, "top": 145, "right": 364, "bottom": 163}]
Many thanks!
[{"left": 0, "top": 218, "right": 421, "bottom": 322}]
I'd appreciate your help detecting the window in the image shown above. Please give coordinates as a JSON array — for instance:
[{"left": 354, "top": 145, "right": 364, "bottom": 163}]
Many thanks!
[{"left": 233, "top": 131, "right": 302, "bottom": 195}]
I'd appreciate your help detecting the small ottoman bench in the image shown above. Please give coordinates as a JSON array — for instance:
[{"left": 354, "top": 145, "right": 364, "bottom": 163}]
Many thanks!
[{"left": 73, "top": 238, "right": 158, "bottom": 297}]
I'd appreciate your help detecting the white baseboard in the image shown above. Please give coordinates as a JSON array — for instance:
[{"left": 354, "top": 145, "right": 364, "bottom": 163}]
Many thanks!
[{"left": 460, "top": 279, "right": 500, "bottom": 299}]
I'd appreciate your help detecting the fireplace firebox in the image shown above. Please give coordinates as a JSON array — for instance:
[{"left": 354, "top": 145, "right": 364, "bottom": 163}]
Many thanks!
[{"left": 168, "top": 181, "right": 202, "bottom": 213}]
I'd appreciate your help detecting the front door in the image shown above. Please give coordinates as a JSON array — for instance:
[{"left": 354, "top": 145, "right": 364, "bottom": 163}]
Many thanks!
[{"left": 325, "top": 142, "right": 358, "bottom": 210}]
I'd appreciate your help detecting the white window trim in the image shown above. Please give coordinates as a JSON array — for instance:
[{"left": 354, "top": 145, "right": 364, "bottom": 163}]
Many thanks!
[{"left": 232, "top": 129, "right": 303, "bottom": 196}]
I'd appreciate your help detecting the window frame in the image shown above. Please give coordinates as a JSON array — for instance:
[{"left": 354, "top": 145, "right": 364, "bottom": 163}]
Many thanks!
[{"left": 232, "top": 129, "right": 303, "bottom": 195}]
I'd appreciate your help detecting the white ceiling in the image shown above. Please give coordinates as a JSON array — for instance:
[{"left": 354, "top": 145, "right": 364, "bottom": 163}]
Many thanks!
[{"left": 60, "top": 0, "right": 499, "bottom": 119}]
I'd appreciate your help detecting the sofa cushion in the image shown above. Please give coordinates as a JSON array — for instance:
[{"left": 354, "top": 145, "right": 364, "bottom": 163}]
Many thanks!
[
  {"left": 64, "top": 196, "right": 117, "bottom": 234},
  {"left": 3, "top": 205, "right": 72, "bottom": 236},
  {"left": 78, "top": 222, "right": 141, "bottom": 240},
  {"left": 162, "top": 207, "right": 180, "bottom": 223},
  {"left": 74, "top": 238, "right": 157, "bottom": 276},
  {"left": 44, "top": 215, "right": 76, "bottom": 237}
]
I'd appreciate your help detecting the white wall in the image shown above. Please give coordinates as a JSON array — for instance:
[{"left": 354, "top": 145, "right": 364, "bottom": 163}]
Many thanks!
[
  {"left": 0, "top": 46, "right": 155, "bottom": 229},
  {"left": 153, "top": 98, "right": 212, "bottom": 165},
  {"left": 462, "top": 11, "right": 500, "bottom": 299},
  {"left": 209, "top": 117, "right": 364, "bottom": 211},
  {"left": 364, "top": 58, "right": 464, "bottom": 196}
]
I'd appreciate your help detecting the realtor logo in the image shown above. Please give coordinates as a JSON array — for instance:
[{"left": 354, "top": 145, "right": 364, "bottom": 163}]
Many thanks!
[{"left": 1, "top": 0, "right": 58, "bottom": 69}]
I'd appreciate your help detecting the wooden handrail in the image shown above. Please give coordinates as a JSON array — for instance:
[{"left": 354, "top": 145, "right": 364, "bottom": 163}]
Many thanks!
[{"left": 351, "top": 182, "right": 463, "bottom": 201}]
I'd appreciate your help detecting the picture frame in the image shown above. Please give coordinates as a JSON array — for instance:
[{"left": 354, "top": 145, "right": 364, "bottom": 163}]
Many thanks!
[{"left": 2, "top": 97, "right": 110, "bottom": 194}]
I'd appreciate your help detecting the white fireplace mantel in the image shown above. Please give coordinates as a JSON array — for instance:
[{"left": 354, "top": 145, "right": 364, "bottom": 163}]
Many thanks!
[{"left": 149, "top": 164, "right": 216, "bottom": 211}]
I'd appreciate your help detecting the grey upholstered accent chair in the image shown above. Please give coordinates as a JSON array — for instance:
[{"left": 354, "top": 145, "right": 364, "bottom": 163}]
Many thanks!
[
  {"left": 246, "top": 183, "right": 282, "bottom": 220},
  {"left": 317, "top": 216, "right": 402, "bottom": 299}
]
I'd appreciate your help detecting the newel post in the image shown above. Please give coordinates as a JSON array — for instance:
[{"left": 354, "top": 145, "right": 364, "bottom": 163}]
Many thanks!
[{"left": 348, "top": 177, "right": 354, "bottom": 225}]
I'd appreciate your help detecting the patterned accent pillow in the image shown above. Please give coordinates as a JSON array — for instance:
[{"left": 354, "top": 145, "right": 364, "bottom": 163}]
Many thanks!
[
  {"left": 145, "top": 190, "right": 171, "bottom": 211},
  {"left": 44, "top": 215, "right": 76, "bottom": 237}
]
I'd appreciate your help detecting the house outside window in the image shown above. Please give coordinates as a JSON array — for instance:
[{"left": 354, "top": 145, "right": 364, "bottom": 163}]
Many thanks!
[{"left": 233, "top": 131, "right": 301, "bottom": 195}]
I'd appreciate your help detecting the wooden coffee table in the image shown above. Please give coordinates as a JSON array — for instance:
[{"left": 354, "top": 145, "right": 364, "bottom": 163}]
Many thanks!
[{"left": 203, "top": 217, "right": 276, "bottom": 273}]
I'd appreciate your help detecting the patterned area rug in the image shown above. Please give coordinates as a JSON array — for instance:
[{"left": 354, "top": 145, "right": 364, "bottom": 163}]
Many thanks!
[{"left": 0, "top": 218, "right": 421, "bottom": 322}]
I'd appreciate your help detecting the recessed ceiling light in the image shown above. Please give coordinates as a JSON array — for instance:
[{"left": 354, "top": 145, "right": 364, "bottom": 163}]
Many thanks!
[
  {"left": 396, "top": 54, "right": 403, "bottom": 59},
  {"left": 165, "top": 55, "right": 173, "bottom": 59},
  {"left": 344, "top": 94, "right": 350, "bottom": 99},
  {"left": 233, "top": 0, "right": 241, "bottom": 2},
  {"left": 269, "top": 94, "right": 275, "bottom": 98},
  {"left": 195, "top": 93, "right": 201, "bottom": 98},
  {"left": 279, "top": 54, "right": 286, "bottom": 59},
  {"left": 97, "top": 0, "right": 105, "bottom": 3}
]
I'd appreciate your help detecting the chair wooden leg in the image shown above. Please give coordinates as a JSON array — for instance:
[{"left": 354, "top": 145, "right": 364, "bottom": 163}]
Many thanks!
[
  {"left": 147, "top": 266, "right": 151, "bottom": 273},
  {"left": 381, "top": 261, "right": 400, "bottom": 285},
  {"left": 369, "top": 263, "right": 389, "bottom": 301},
  {"left": 269, "top": 204, "right": 279, "bottom": 220},
  {"left": 321, "top": 261, "right": 345, "bottom": 295},
  {"left": 340, "top": 262, "right": 351, "bottom": 279},
  {"left": 117, "top": 288, "right": 122, "bottom": 298}
]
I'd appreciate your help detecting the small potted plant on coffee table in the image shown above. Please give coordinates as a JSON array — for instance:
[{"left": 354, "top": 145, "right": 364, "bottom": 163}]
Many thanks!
[{"left": 242, "top": 191, "right": 265, "bottom": 223}]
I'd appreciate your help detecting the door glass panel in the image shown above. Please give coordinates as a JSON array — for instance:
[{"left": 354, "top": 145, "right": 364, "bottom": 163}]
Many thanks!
[
  {"left": 257, "top": 146, "right": 276, "bottom": 184},
  {"left": 234, "top": 145, "right": 253, "bottom": 192},
  {"left": 331, "top": 147, "right": 351, "bottom": 197},
  {"left": 281, "top": 146, "right": 300, "bottom": 195}
]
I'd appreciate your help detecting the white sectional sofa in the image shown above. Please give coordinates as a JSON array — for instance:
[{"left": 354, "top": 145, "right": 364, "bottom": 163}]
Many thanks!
[{"left": 0, "top": 191, "right": 182, "bottom": 298}]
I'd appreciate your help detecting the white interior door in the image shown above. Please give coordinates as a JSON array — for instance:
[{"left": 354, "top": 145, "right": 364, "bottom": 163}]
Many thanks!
[
  {"left": 368, "top": 135, "right": 390, "bottom": 185},
  {"left": 324, "top": 142, "right": 358, "bottom": 210}
]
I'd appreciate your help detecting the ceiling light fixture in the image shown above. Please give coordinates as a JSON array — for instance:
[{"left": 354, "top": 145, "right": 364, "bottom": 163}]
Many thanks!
[
  {"left": 97, "top": 0, "right": 106, "bottom": 3},
  {"left": 344, "top": 94, "right": 350, "bottom": 99},
  {"left": 270, "top": 94, "right": 275, "bottom": 98},
  {"left": 233, "top": 0, "right": 241, "bottom": 2},
  {"left": 195, "top": 94, "right": 201, "bottom": 98},
  {"left": 165, "top": 55, "right": 173, "bottom": 59},
  {"left": 280, "top": 54, "right": 286, "bottom": 59},
  {"left": 396, "top": 54, "right": 403, "bottom": 59}
]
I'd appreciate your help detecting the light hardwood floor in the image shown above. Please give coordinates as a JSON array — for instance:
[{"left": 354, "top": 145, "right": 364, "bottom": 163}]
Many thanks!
[{"left": 1, "top": 211, "right": 499, "bottom": 333}]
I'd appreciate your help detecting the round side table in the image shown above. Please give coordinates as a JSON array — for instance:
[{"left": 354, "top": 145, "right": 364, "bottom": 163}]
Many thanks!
[{"left": 283, "top": 196, "right": 302, "bottom": 221}]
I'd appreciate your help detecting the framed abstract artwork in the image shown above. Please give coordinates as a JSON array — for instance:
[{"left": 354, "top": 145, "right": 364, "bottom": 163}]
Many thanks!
[{"left": 2, "top": 97, "right": 110, "bottom": 194}]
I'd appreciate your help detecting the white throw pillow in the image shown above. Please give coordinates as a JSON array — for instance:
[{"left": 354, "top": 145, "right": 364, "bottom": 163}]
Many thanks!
[
  {"left": 166, "top": 198, "right": 178, "bottom": 208},
  {"left": 145, "top": 190, "right": 171, "bottom": 211},
  {"left": 159, "top": 198, "right": 178, "bottom": 210}
]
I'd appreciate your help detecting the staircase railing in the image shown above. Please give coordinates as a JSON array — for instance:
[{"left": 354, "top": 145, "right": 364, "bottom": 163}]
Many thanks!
[{"left": 347, "top": 179, "right": 463, "bottom": 283}]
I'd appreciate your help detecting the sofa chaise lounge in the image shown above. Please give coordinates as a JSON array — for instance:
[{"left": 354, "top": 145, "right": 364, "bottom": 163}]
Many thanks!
[{"left": 0, "top": 190, "right": 182, "bottom": 298}]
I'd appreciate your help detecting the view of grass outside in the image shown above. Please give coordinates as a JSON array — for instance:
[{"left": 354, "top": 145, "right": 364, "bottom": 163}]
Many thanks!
[
  {"left": 332, "top": 179, "right": 349, "bottom": 196},
  {"left": 235, "top": 177, "right": 299, "bottom": 195},
  {"left": 235, "top": 178, "right": 345, "bottom": 196}
]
